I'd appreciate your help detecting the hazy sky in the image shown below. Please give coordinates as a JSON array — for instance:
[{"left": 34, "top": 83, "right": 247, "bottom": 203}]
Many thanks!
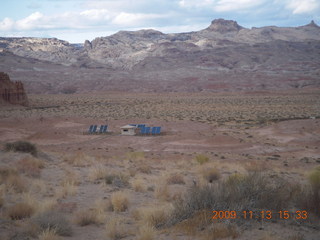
[{"left": 0, "top": 0, "right": 319, "bottom": 43}]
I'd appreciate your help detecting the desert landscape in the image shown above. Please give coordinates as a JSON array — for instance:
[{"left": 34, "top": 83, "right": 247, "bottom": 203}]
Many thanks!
[
  {"left": 1, "top": 88, "right": 320, "bottom": 240},
  {"left": 0, "top": 17, "right": 320, "bottom": 240}
]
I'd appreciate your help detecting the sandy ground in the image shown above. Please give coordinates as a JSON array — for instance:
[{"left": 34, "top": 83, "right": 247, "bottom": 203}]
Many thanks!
[{"left": 0, "top": 92, "right": 320, "bottom": 240}]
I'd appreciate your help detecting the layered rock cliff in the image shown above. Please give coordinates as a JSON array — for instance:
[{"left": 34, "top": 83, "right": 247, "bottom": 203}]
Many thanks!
[{"left": 0, "top": 72, "right": 28, "bottom": 106}]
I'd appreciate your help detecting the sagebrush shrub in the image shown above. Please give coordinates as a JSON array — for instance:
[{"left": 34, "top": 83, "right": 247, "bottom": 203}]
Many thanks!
[
  {"left": 33, "top": 211, "right": 72, "bottom": 236},
  {"left": 5, "top": 141, "right": 37, "bottom": 156}
]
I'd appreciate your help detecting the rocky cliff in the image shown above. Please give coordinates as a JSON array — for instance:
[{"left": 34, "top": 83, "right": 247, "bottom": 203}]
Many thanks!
[
  {"left": 0, "top": 19, "right": 320, "bottom": 93},
  {"left": 0, "top": 72, "right": 29, "bottom": 106}
]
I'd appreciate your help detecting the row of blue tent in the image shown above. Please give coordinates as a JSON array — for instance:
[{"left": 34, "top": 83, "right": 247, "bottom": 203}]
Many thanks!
[
  {"left": 88, "top": 125, "right": 108, "bottom": 134},
  {"left": 129, "top": 124, "right": 161, "bottom": 135}
]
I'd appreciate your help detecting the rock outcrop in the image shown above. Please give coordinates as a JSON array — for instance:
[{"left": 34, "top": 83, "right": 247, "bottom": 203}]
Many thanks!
[
  {"left": 0, "top": 72, "right": 28, "bottom": 106},
  {"left": 0, "top": 19, "right": 320, "bottom": 93}
]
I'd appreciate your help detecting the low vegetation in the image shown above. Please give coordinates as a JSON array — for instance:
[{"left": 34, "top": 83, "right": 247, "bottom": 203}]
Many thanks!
[
  {"left": 33, "top": 210, "right": 73, "bottom": 236},
  {"left": 169, "top": 171, "right": 319, "bottom": 227},
  {"left": 4, "top": 141, "right": 37, "bottom": 156},
  {"left": 111, "top": 191, "right": 129, "bottom": 212},
  {"left": 195, "top": 154, "right": 209, "bottom": 165}
]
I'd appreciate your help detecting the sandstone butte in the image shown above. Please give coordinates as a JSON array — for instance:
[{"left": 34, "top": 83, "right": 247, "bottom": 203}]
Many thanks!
[{"left": 0, "top": 72, "right": 29, "bottom": 106}]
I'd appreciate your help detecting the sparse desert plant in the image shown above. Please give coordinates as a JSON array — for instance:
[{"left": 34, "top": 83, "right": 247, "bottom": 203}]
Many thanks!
[
  {"left": 88, "top": 165, "right": 108, "bottom": 182},
  {"left": 126, "top": 151, "right": 145, "bottom": 160},
  {"left": 92, "top": 199, "right": 108, "bottom": 222},
  {"left": 105, "top": 174, "right": 116, "bottom": 184},
  {"left": 0, "top": 167, "right": 27, "bottom": 193},
  {"left": 204, "top": 223, "right": 239, "bottom": 240},
  {"left": 195, "top": 154, "right": 209, "bottom": 165},
  {"left": 37, "top": 199, "right": 57, "bottom": 214},
  {"left": 64, "top": 152, "right": 93, "bottom": 167},
  {"left": 307, "top": 166, "right": 320, "bottom": 214},
  {"left": 33, "top": 210, "right": 72, "bottom": 236},
  {"left": 7, "top": 202, "right": 35, "bottom": 220},
  {"left": 38, "top": 228, "right": 60, "bottom": 240},
  {"left": 136, "top": 205, "right": 172, "bottom": 228},
  {"left": 105, "top": 216, "right": 126, "bottom": 240},
  {"left": 166, "top": 173, "right": 185, "bottom": 185},
  {"left": 138, "top": 224, "right": 155, "bottom": 240},
  {"left": 154, "top": 183, "right": 170, "bottom": 201},
  {"left": 16, "top": 156, "right": 44, "bottom": 177},
  {"left": 288, "top": 233, "right": 305, "bottom": 240},
  {"left": 131, "top": 178, "right": 147, "bottom": 192},
  {"left": 202, "top": 168, "right": 221, "bottom": 183},
  {"left": 105, "top": 173, "right": 129, "bottom": 187},
  {"left": 74, "top": 209, "right": 99, "bottom": 226},
  {"left": 138, "top": 163, "right": 151, "bottom": 174},
  {"left": 63, "top": 169, "right": 81, "bottom": 186},
  {"left": 169, "top": 171, "right": 303, "bottom": 226},
  {"left": 309, "top": 166, "right": 320, "bottom": 190},
  {"left": 4, "top": 141, "right": 37, "bottom": 156},
  {"left": 55, "top": 180, "right": 77, "bottom": 199},
  {"left": 111, "top": 191, "right": 129, "bottom": 212}
]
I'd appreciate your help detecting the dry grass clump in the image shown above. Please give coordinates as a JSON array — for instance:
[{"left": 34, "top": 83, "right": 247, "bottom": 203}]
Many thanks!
[
  {"left": 4, "top": 140, "right": 37, "bottom": 156},
  {"left": 138, "top": 224, "right": 156, "bottom": 240},
  {"left": 110, "top": 191, "right": 129, "bottom": 212},
  {"left": 37, "top": 199, "right": 57, "bottom": 214},
  {"left": 166, "top": 173, "right": 185, "bottom": 185},
  {"left": 63, "top": 152, "right": 93, "bottom": 167},
  {"left": 105, "top": 173, "right": 129, "bottom": 188},
  {"left": 16, "top": 156, "right": 45, "bottom": 178},
  {"left": 0, "top": 167, "right": 27, "bottom": 193},
  {"left": 91, "top": 199, "right": 108, "bottom": 222},
  {"left": 195, "top": 154, "right": 209, "bottom": 165},
  {"left": 306, "top": 166, "right": 320, "bottom": 214},
  {"left": 38, "top": 228, "right": 60, "bottom": 240},
  {"left": 204, "top": 223, "right": 239, "bottom": 240},
  {"left": 55, "top": 180, "right": 77, "bottom": 199},
  {"left": 88, "top": 164, "right": 108, "bottom": 182},
  {"left": 105, "top": 216, "right": 127, "bottom": 240},
  {"left": 244, "top": 161, "right": 268, "bottom": 172},
  {"left": 63, "top": 169, "right": 81, "bottom": 186},
  {"left": 126, "top": 151, "right": 145, "bottom": 160},
  {"left": 202, "top": 168, "right": 221, "bottom": 183},
  {"left": 154, "top": 183, "right": 170, "bottom": 201},
  {"left": 138, "top": 163, "right": 152, "bottom": 174},
  {"left": 131, "top": 178, "right": 147, "bottom": 192},
  {"left": 135, "top": 205, "right": 172, "bottom": 228},
  {"left": 74, "top": 209, "right": 100, "bottom": 226},
  {"left": 33, "top": 210, "right": 72, "bottom": 236},
  {"left": 6, "top": 202, "right": 35, "bottom": 220}
]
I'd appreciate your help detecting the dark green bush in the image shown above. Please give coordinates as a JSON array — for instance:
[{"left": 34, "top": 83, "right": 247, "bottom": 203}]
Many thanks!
[{"left": 4, "top": 141, "right": 37, "bottom": 156}]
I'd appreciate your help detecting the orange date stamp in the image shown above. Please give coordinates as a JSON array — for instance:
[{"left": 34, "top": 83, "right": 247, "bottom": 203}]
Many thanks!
[{"left": 212, "top": 210, "right": 308, "bottom": 220}]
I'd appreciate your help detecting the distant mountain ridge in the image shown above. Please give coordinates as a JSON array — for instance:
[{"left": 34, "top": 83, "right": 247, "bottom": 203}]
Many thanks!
[{"left": 0, "top": 19, "right": 319, "bottom": 93}]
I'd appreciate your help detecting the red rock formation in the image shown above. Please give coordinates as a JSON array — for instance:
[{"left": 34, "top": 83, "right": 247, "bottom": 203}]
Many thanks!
[{"left": 0, "top": 72, "right": 29, "bottom": 106}]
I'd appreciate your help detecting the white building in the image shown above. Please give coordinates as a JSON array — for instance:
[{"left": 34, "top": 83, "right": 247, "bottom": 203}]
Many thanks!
[{"left": 120, "top": 125, "right": 137, "bottom": 136}]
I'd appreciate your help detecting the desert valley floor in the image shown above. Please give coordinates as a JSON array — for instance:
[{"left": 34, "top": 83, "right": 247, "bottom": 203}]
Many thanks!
[{"left": 0, "top": 89, "right": 320, "bottom": 240}]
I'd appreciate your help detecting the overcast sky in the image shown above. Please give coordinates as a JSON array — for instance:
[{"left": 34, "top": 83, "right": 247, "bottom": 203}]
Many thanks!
[{"left": 0, "top": 0, "right": 319, "bottom": 43}]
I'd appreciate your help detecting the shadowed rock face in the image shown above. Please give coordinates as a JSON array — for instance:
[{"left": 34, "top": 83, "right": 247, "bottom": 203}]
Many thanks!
[{"left": 0, "top": 72, "right": 29, "bottom": 106}]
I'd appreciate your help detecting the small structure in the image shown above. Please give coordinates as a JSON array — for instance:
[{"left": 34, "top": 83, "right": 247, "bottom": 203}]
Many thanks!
[{"left": 120, "top": 125, "right": 137, "bottom": 136}]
